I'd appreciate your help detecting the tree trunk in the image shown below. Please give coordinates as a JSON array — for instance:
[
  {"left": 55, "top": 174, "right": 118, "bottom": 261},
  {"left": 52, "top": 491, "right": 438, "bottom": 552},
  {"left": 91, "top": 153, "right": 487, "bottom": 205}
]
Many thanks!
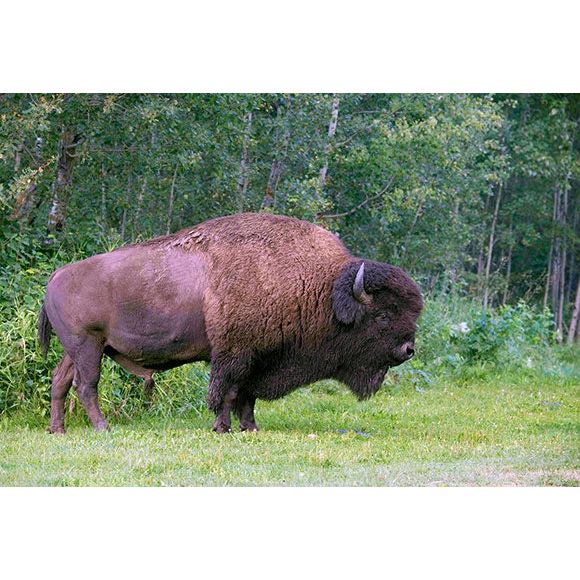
[
  {"left": 100, "top": 163, "right": 107, "bottom": 234},
  {"left": 133, "top": 177, "right": 147, "bottom": 236},
  {"left": 552, "top": 119, "right": 577, "bottom": 341},
  {"left": 502, "top": 219, "right": 514, "bottom": 305},
  {"left": 544, "top": 238, "right": 553, "bottom": 310},
  {"left": 13, "top": 143, "right": 22, "bottom": 173},
  {"left": 237, "top": 111, "right": 252, "bottom": 208},
  {"left": 557, "top": 183, "right": 568, "bottom": 340},
  {"left": 166, "top": 165, "right": 178, "bottom": 235},
  {"left": 401, "top": 201, "right": 425, "bottom": 261},
  {"left": 549, "top": 184, "right": 571, "bottom": 342},
  {"left": 483, "top": 183, "right": 502, "bottom": 308},
  {"left": 121, "top": 173, "right": 132, "bottom": 241},
  {"left": 477, "top": 189, "right": 494, "bottom": 289},
  {"left": 47, "top": 130, "right": 78, "bottom": 236},
  {"left": 565, "top": 206, "right": 577, "bottom": 307},
  {"left": 263, "top": 159, "right": 284, "bottom": 209},
  {"left": 318, "top": 96, "right": 340, "bottom": 190},
  {"left": 10, "top": 136, "right": 44, "bottom": 224},
  {"left": 567, "top": 279, "right": 580, "bottom": 344},
  {"left": 550, "top": 188, "right": 561, "bottom": 331},
  {"left": 120, "top": 207, "right": 127, "bottom": 241}
]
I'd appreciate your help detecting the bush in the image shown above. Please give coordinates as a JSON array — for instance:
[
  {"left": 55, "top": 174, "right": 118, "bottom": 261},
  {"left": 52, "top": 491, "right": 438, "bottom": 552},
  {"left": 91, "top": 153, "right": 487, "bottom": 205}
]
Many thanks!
[{"left": 409, "top": 297, "right": 558, "bottom": 378}]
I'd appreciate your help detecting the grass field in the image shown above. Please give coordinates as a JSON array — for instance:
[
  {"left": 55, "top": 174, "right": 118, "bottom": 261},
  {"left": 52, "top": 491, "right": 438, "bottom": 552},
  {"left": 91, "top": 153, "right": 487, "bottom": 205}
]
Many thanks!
[{"left": 1, "top": 369, "right": 578, "bottom": 486}]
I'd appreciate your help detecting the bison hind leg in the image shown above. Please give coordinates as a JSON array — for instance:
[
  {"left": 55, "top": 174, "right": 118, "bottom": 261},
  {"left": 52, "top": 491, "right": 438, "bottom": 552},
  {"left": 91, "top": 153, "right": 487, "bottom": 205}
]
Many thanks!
[
  {"left": 47, "top": 353, "right": 74, "bottom": 434},
  {"left": 70, "top": 338, "right": 109, "bottom": 432}
]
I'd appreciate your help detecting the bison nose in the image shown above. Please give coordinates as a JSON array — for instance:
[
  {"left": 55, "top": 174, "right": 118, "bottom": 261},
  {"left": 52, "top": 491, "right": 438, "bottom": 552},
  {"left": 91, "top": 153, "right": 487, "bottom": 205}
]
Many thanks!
[{"left": 405, "top": 345, "right": 415, "bottom": 359}]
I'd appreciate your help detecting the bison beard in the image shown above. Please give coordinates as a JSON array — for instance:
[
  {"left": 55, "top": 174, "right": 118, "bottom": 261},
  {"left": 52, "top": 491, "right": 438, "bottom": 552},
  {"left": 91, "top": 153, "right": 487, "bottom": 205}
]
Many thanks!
[{"left": 39, "top": 213, "right": 423, "bottom": 434}]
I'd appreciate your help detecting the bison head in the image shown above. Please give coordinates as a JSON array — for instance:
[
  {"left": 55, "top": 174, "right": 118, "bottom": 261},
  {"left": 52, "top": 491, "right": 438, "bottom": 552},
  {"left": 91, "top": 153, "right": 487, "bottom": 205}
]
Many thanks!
[{"left": 332, "top": 260, "right": 423, "bottom": 369}]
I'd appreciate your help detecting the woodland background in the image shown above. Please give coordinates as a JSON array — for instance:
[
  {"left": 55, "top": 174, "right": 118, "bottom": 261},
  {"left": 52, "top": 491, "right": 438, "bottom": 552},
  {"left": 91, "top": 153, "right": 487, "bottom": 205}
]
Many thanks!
[{"left": 0, "top": 93, "right": 578, "bottom": 416}]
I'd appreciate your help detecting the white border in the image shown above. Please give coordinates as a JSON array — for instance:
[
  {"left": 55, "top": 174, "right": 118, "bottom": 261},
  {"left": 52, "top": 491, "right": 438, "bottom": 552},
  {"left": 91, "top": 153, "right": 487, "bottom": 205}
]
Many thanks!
[
  {"left": 1, "top": 488, "right": 577, "bottom": 579},
  {"left": 1, "top": 1, "right": 577, "bottom": 577},
  {"left": 1, "top": 1, "right": 578, "bottom": 91}
]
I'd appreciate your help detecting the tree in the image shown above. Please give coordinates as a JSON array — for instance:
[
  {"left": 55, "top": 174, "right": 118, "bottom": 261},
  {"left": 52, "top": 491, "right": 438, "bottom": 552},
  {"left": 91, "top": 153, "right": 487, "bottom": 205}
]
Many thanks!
[{"left": 0, "top": 92, "right": 578, "bottom": 334}]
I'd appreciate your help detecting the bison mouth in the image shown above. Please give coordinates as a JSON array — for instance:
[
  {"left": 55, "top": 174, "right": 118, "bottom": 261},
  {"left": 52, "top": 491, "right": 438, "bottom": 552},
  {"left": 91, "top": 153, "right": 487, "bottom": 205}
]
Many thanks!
[{"left": 388, "top": 356, "right": 409, "bottom": 368}]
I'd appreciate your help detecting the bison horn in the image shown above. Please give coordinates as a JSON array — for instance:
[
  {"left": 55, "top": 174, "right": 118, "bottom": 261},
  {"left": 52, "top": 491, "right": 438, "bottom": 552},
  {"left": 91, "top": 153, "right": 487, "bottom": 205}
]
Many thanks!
[{"left": 353, "top": 262, "right": 372, "bottom": 304}]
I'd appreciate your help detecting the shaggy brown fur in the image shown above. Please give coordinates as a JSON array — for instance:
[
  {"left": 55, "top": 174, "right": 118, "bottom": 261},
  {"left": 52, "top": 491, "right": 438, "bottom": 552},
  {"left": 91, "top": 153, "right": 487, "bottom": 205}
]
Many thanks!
[
  {"left": 39, "top": 212, "right": 423, "bottom": 434},
  {"left": 190, "top": 213, "right": 350, "bottom": 350}
]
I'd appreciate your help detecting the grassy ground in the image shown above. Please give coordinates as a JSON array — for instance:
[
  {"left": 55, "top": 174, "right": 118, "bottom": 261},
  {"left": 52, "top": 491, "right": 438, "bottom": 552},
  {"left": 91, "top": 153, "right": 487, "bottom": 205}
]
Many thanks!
[{"left": 0, "top": 371, "right": 578, "bottom": 486}]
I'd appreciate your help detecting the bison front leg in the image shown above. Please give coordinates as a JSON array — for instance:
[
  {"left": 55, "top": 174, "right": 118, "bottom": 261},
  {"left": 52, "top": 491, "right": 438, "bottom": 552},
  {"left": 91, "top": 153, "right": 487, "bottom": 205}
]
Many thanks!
[
  {"left": 210, "top": 385, "right": 238, "bottom": 433},
  {"left": 235, "top": 392, "right": 259, "bottom": 432},
  {"left": 207, "top": 352, "right": 253, "bottom": 433}
]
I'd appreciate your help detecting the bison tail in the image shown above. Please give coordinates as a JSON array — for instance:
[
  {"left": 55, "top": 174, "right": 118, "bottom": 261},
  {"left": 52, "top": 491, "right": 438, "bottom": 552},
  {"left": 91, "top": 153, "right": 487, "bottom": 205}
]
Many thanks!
[{"left": 37, "top": 303, "right": 53, "bottom": 359}]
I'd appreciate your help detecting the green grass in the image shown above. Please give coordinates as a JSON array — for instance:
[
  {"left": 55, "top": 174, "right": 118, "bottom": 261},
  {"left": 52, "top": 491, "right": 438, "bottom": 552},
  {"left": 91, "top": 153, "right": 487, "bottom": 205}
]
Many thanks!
[{"left": 1, "top": 370, "right": 578, "bottom": 486}]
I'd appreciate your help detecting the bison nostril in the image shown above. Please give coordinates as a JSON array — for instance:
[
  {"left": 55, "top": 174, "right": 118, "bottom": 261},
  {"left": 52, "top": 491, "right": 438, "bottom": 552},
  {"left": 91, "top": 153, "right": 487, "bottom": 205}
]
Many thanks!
[{"left": 406, "top": 346, "right": 415, "bottom": 358}]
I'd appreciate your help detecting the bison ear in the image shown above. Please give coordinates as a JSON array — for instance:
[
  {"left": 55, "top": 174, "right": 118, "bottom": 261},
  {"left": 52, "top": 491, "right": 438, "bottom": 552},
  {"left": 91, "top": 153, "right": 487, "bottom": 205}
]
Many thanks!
[{"left": 332, "top": 261, "right": 371, "bottom": 325}]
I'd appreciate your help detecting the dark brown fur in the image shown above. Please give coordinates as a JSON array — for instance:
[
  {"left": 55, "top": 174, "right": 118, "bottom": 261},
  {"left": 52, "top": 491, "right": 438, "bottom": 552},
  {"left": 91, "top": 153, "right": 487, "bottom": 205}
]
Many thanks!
[{"left": 39, "top": 213, "right": 423, "bottom": 433}]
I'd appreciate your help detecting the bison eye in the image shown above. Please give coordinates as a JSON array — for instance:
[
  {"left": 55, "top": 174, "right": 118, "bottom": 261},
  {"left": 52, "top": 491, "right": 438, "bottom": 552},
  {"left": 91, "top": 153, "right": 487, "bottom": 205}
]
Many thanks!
[{"left": 376, "top": 312, "right": 390, "bottom": 322}]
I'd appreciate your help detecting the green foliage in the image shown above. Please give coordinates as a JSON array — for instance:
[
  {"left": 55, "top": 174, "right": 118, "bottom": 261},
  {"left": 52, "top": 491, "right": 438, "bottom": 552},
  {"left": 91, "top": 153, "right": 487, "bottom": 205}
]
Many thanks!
[
  {"left": 407, "top": 298, "right": 562, "bottom": 378},
  {"left": 1, "top": 93, "right": 577, "bottom": 306},
  {"left": 461, "top": 303, "right": 553, "bottom": 363}
]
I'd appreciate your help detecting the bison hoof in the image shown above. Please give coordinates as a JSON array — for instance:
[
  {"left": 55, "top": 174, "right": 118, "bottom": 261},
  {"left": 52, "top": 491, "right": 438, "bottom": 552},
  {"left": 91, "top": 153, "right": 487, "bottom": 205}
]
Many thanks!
[
  {"left": 212, "top": 421, "right": 232, "bottom": 434},
  {"left": 240, "top": 423, "right": 260, "bottom": 433},
  {"left": 94, "top": 422, "right": 110, "bottom": 433},
  {"left": 47, "top": 426, "right": 66, "bottom": 435}
]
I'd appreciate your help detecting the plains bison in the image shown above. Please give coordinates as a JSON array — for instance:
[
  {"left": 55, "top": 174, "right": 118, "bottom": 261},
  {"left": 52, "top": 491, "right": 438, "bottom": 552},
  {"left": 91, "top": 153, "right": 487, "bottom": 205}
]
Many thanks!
[{"left": 39, "top": 213, "right": 423, "bottom": 433}]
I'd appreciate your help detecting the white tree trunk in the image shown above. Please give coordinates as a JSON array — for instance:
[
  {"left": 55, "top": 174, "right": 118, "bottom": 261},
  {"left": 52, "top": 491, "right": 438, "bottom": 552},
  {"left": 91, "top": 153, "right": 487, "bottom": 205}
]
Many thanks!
[
  {"left": 502, "top": 219, "right": 514, "bottom": 305},
  {"left": 567, "top": 279, "right": 580, "bottom": 344},
  {"left": 10, "top": 136, "right": 43, "bottom": 223},
  {"left": 166, "top": 165, "right": 178, "bottom": 235},
  {"left": 100, "top": 163, "right": 107, "bottom": 233},
  {"left": 318, "top": 96, "right": 340, "bottom": 190},
  {"left": 133, "top": 176, "right": 147, "bottom": 236},
  {"left": 483, "top": 183, "right": 502, "bottom": 308},
  {"left": 263, "top": 101, "right": 291, "bottom": 209}
]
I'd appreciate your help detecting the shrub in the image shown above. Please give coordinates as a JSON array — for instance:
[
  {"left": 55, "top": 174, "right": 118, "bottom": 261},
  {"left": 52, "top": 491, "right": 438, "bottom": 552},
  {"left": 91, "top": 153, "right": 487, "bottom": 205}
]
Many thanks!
[{"left": 409, "top": 297, "right": 558, "bottom": 378}]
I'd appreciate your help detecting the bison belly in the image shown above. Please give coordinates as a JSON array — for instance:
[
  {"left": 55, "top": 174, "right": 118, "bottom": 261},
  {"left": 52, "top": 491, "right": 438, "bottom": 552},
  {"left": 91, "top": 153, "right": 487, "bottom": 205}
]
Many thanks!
[{"left": 105, "top": 305, "right": 211, "bottom": 369}]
